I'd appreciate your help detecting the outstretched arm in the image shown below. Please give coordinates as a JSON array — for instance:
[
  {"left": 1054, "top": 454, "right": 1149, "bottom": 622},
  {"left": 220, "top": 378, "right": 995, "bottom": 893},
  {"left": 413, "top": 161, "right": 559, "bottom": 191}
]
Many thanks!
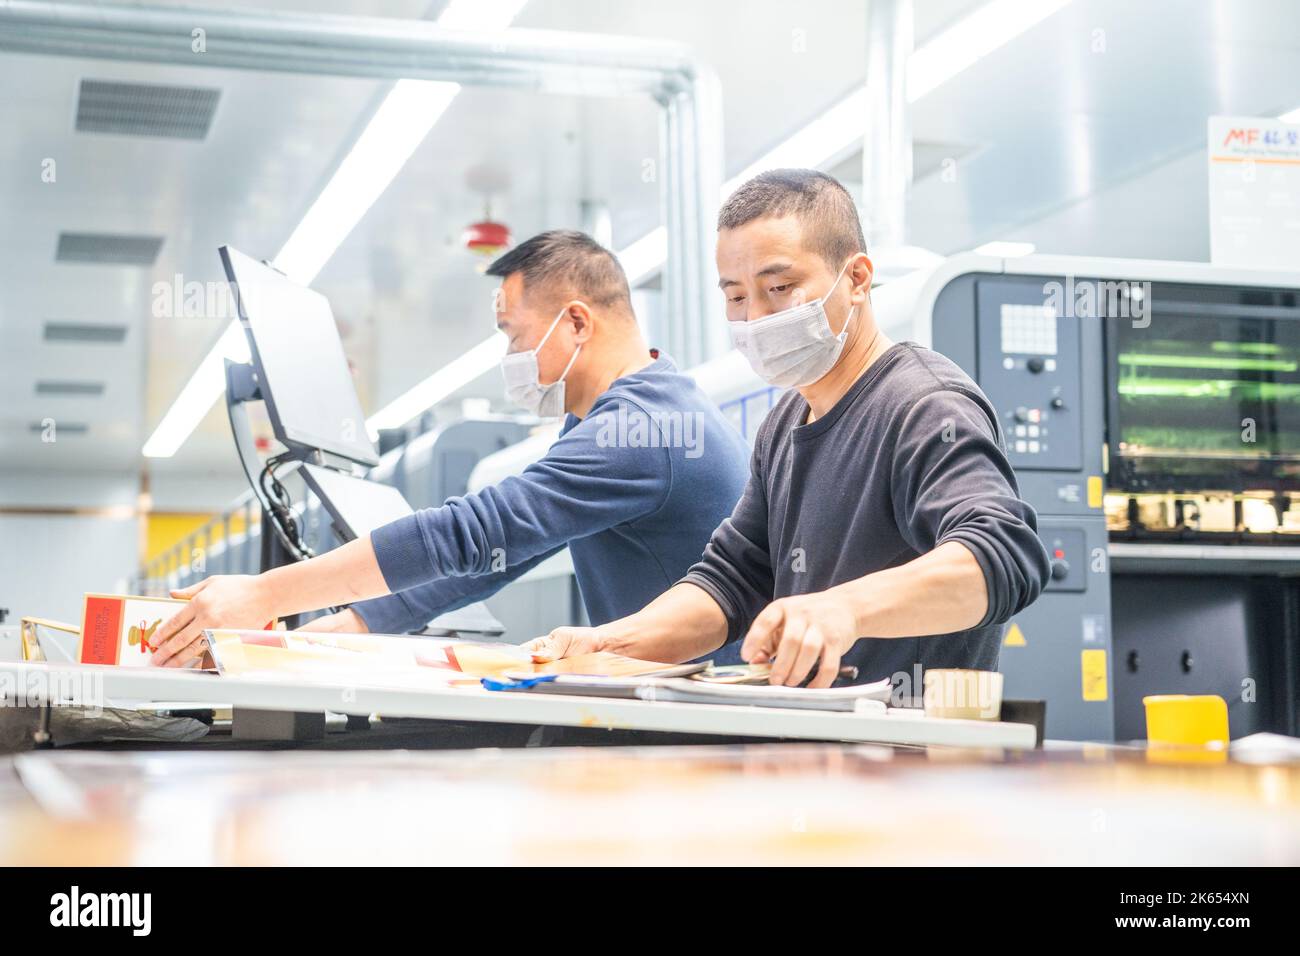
[
  {"left": 151, "top": 406, "right": 671, "bottom": 666},
  {"left": 526, "top": 581, "right": 729, "bottom": 663}
]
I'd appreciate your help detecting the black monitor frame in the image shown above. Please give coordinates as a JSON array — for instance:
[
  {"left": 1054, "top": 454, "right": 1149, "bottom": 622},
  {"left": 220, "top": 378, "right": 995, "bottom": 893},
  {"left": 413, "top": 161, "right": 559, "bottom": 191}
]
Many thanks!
[{"left": 219, "top": 245, "right": 379, "bottom": 468}]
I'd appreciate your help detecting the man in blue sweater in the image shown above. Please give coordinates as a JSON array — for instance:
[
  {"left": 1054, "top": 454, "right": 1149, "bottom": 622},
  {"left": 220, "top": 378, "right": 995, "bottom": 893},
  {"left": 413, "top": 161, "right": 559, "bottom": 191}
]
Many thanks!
[{"left": 150, "top": 230, "right": 751, "bottom": 666}]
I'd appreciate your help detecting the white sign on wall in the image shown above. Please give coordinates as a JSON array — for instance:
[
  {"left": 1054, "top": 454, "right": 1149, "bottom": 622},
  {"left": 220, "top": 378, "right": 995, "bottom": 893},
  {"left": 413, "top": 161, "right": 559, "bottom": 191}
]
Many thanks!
[{"left": 1207, "top": 115, "right": 1300, "bottom": 270}]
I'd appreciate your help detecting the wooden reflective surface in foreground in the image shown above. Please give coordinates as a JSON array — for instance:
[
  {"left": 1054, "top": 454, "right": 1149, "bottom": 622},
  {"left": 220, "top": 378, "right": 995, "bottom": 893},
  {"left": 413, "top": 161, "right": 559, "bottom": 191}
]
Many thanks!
[{"left": 3, "top": 740, "right": 1298, "bottom": 865}]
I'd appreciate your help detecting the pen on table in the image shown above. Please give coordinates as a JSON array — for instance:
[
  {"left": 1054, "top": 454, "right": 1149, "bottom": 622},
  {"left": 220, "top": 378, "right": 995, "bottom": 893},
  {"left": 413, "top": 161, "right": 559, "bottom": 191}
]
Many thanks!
[{"left": 794, "top": 664, "right": 859, "bottom": 688}]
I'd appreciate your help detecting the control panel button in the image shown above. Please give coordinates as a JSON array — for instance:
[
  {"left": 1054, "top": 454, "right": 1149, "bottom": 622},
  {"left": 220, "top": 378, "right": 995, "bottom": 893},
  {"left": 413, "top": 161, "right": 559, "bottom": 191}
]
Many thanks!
[
  {"left": 1027, "top": 356, "right": 1045, "bottom": 373},
  {"left": 1050, "top": 559, "right": 1070, "bottom": 580}
]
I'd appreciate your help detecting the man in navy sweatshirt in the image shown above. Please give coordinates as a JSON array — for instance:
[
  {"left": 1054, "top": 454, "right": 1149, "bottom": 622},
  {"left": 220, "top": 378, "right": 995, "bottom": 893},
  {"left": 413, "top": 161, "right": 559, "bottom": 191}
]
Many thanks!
[{"left": 150, "top": 231, "right": 751, "bottom": 666}]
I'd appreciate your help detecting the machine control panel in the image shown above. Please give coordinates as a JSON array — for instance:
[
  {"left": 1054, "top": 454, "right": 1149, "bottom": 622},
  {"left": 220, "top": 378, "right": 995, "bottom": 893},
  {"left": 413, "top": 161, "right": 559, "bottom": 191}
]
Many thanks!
[
  {"left": 931, "top": 270, "right": 1113, "bottom": 740},
  {"left": 977, "top": 281, "right": 1083, "bottom": 471}
]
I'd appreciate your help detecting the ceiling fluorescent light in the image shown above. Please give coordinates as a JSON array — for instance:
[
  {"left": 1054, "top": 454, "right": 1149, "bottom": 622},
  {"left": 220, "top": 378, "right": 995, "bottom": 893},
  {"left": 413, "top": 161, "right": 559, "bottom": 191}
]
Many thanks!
[
  {"left": 142, "top": 321, "right": 249, "bottom": 458},
  {"left": 141, "top": 0, "right": 527, "bottom": 459},
  {"left": 728, "top": 90, "right": 869, "bottom": 189},
  {"left": 974, "top": 240, "right": 1035, "bottom": 257},
  {"left": 908, "top": 0, "right": 1075, "bottom": 101},
  {"left": 617, "top": 228, "right": 670, "bottom": 286},
  {"left": 615, "top": 0, "right": 1076, "bottom": 282},
  {"left": 365, "top": 332, "right": 507, "bottom": 438},
  {"left": 273, "top": 80, "right": 460, "bottom": 285}
]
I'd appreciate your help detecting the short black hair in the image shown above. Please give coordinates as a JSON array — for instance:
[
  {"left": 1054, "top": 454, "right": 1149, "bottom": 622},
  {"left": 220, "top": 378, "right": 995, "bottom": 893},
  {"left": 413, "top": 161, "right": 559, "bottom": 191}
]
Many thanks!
[
  {"left": 486, "top": 229, "right": 632, "bottom": 314},
  {"left": 717, "top": 169, "right": 866, "bottom": 269}
]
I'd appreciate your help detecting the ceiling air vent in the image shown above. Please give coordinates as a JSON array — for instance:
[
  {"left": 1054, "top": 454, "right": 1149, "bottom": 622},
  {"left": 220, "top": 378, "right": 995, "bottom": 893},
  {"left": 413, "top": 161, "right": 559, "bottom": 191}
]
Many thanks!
[
  {"left": 56, "top": 232, "right": 163, "bottom": 266},
  {"left": 29, "top": 422, "right": 89, "bottom": 435},
  {"left": 43, "top": 322, "right": 128, "bottom": 344},
  {"left": 75, "top": 78, "right": 220, "bottom": 140},
  {"left": 35, "top": 381, "right": 106, "bottom": 397}
]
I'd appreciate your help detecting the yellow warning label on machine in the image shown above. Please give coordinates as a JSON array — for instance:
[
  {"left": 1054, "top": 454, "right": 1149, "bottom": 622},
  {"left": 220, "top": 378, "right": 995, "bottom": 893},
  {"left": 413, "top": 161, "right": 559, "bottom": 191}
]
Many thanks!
[
  {"left": 1087, "top": 475, "right": 1104, "bottom": 509},
  {"left": 1081, "top": 649, "right": 1108, "bottom": 701},
  {"left": 1003, "top": 623, "right": 1027, "bottom": 647}
]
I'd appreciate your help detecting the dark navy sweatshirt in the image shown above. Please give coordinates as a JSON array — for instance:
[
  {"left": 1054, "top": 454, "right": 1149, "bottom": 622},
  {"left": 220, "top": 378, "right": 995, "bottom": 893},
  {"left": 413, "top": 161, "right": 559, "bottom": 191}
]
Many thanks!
[{"left": 352, "top": 355, "right": 751, "bottom": 635}]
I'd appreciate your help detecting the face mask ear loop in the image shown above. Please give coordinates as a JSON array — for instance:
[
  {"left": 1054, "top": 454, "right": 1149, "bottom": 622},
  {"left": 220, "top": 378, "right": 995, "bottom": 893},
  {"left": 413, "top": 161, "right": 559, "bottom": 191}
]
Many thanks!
[
  {"left": 533, "top": 302, "right": 584, "bottom": 387},
  {"left": 824, "top": 258, "right": 859, "bottom": 336},
  {"left": 838, "top": 303, "right": 857, "bottom": 338},
  {"left": 533, "top": 304, "right": 569, "bottom": 354},
  {"left": 819, "top": 257, "right": 854, "bottom": 306},
  {"left": 556, "top": 341, "right": 582, "bottom": 384}
]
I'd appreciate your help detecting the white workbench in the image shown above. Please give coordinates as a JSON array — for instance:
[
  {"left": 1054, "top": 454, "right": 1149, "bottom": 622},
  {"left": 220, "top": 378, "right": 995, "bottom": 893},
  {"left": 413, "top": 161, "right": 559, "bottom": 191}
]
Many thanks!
[{"left": 0, "top": 660, "right": 1038, "bottom": 749}]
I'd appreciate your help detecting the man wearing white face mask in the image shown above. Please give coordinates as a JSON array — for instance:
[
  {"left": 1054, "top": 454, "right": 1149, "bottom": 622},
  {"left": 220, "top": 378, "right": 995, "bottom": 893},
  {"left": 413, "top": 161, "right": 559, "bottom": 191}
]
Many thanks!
[
  {"left": 149, "top": 230, "right": 750, "bottom": 666},
  {"left": 528, "top": 170, "right": 1052, "bottom": 689}
]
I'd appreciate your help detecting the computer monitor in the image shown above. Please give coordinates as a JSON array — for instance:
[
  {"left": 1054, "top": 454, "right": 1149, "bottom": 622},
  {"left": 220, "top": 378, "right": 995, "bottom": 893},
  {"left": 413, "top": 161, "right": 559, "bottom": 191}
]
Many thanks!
[
  {"left": 299, "top": 463, "right": 505, "bottom": 636},
  {"left": 220, "top": 246, "right": 379, "bottom": 467},
  {"left": 299, "top": 463, "right": 413, "bottom": 541}
]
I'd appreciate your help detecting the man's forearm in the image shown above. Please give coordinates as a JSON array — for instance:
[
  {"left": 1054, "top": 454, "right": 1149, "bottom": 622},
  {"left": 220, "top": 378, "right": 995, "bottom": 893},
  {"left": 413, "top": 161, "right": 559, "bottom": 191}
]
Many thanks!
[
  {"left": 597, "top": 582, "right": 730, "bottom": 662},
  {"left": 258, "top": 536, "right": 391, "bottom": 618},
  {"left": 833, "top": 540, "right": 989, "bottom": 638}
]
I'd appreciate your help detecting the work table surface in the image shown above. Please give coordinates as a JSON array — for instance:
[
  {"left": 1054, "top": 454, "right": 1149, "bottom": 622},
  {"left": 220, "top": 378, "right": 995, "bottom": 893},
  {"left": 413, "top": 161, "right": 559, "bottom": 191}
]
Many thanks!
[{"left": 2, "top": 741, "right": 1297, "bottom": 865}]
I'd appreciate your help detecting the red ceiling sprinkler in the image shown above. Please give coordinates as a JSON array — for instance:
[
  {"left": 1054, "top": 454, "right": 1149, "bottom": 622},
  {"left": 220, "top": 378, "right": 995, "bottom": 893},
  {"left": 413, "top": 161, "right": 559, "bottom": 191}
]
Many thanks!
[
  {"left": 463, "top": 165, "right": 512, "bottom": 260},
  {"left": 463, "top": 198, "right": 511, "bottom": 258}
]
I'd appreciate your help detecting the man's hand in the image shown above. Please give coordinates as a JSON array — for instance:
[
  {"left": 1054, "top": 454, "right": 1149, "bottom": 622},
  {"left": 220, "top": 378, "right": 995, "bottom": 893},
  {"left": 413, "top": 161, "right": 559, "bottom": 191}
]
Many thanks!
[
  {"left": 151, "top": 575, "right": 276, "bottom": 668},
  {"left": 296, "top": 608, "right": 368, "bottom": 634},
  {"left": 522, "top": 626, "right": 607, "bottom": 662},
  {"left": 740, "top": 591, "right": 859, "bottom": 687}
]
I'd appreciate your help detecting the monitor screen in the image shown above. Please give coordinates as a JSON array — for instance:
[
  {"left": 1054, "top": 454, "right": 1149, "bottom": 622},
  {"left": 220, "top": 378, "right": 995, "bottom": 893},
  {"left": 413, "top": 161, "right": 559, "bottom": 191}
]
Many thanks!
[
  {"left": 220, "top": 246, "right": 378, "bottom": 466},
  {"left": 1106, "top": 287, "right": 1300, "bottom": 494}
]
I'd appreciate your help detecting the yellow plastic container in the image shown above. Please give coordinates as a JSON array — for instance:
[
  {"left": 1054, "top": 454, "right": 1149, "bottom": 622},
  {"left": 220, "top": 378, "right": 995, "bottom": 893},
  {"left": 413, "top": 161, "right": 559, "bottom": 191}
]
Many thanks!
[{"left": 1142, "top": 694, "right": 1229, "bottom": 747}]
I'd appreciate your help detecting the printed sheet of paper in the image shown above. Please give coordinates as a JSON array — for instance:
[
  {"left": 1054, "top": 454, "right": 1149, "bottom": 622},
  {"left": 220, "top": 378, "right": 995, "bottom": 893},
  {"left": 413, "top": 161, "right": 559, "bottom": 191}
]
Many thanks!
[{"left": 205, "top": 629, "right": 688, "bottom": 690}]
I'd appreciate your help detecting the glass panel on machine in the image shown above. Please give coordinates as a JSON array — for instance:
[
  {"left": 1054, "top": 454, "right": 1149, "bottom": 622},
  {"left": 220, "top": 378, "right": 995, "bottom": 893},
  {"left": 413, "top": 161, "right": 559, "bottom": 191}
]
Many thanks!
[{"left": 1109, "top": 308, "right": 1300, "bottom": 495}]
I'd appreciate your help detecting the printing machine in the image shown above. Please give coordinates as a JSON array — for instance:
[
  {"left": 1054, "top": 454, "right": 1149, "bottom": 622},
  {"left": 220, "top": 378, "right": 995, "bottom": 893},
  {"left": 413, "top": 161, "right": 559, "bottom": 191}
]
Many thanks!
[{"left": 882, "top": 255, "right": 1300, "bottom": 741}]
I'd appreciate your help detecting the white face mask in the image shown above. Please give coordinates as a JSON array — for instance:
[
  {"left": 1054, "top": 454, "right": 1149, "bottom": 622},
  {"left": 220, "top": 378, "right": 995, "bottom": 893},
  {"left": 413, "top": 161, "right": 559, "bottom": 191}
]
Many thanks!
[
  {"left": 728, "top": 258, "right": 856, "bottom": 388},
  {"left": 500, "top": 304, "right": 582, "bottom": 418}
]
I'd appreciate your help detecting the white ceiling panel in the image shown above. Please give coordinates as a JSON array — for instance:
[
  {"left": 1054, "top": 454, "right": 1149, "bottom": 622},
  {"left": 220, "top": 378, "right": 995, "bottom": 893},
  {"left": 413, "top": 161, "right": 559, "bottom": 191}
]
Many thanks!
[{"left": 1, "top": 0, "right": 1299, "bottom": 497}]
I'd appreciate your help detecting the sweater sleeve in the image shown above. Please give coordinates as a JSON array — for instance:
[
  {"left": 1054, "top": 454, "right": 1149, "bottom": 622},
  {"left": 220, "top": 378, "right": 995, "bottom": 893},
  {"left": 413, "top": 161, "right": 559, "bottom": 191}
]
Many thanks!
[
  {"left": 368, "top": 402, "right": 671, "bottom": 594},
  {"left": 890, "top": 389, "right": 1051, "bottom": 627},
  {"left": 680, "top": 433, "right": 775, "bottom": 644},
  {"left": 350, "top": 545, "right": 564, "bottom": 634}
]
